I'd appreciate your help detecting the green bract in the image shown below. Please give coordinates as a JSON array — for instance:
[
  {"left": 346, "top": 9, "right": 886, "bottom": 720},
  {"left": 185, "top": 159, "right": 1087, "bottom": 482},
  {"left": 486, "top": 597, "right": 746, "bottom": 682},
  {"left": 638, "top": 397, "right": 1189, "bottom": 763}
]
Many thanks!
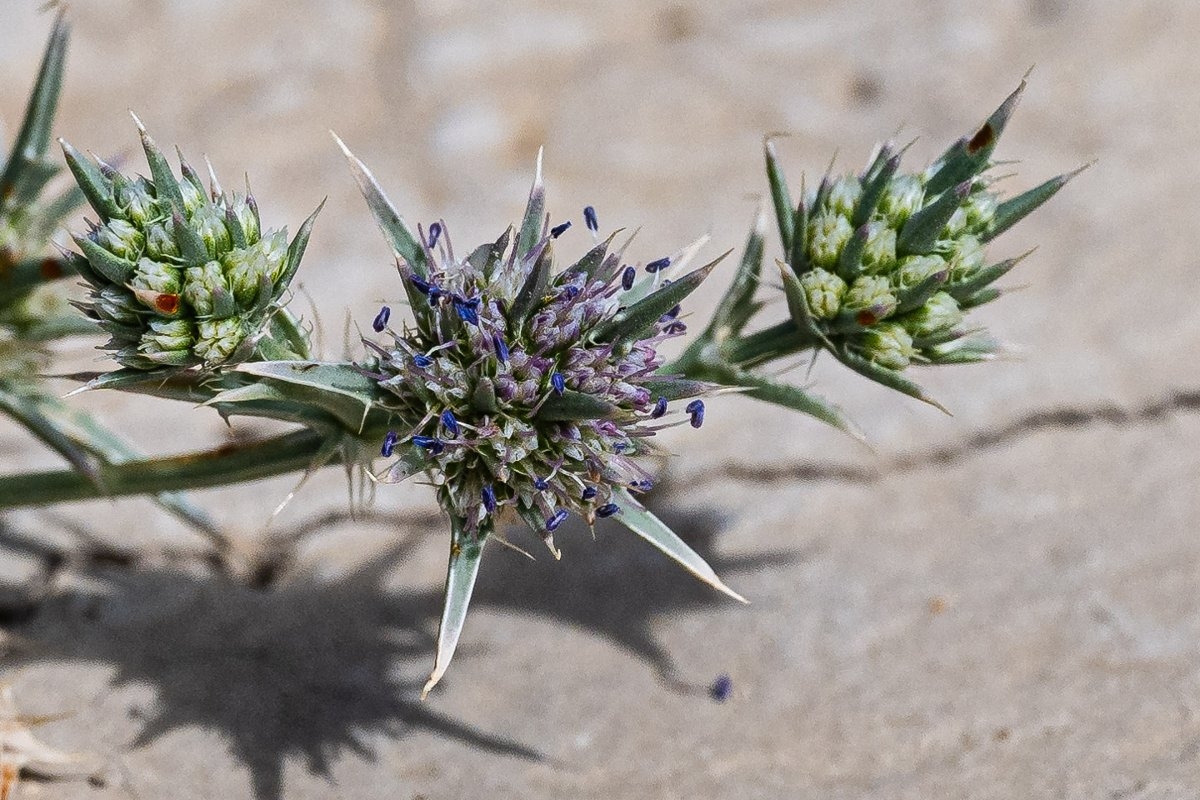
[{"left": 61, "top": 118, "right": 320, "bottom": 370}]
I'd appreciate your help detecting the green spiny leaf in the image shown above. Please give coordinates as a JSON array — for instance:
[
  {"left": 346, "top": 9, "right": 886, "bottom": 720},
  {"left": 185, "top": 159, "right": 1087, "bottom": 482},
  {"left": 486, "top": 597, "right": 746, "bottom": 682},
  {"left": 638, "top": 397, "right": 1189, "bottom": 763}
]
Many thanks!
[
  {"left": 982, "top": 164, "right": 1089, "bottom": 243},
  {"left": 536, "top": 389, "right": 618, "bottom": 421},
  {"left": 333, "top": 133, "right": 428, "bottom": 276},
  {"left": 611, "top": 487, "right": 746, "bottom": 603},
  {"left": 234, "top": 361, "right": 380, "bottom": 433},
  {"left": 764, "top": 138, "right": 795, "bottom": 254},
  {"left": 132, "top": 114, "right": 186, "bottom": 217},
  {"left": 422, "top": 521, "right": 486, "bottom": 698},
  {"left": 516, "top": 148, "right": 545, "bottom": 261},
  {"left": 593, "top": 253, "right": 725, "bottom": 344},
  {"left": 72, "top": 233, "right": 135, "bottom": 285},
  {"left": 947, "top": 250, "right": 1031, "bottom": 300},
  {"left": 897, "top": 181, "right": 970, "bottom": 257},
  {"left": 0, "top": 15, "right": 68, "bottom": 212},
  {"left": 834, "top": 345, "right": 949, "bottom": 413},
  {"left": 706, "top": 206, "right": 765, "bottom": 340},
  {"left": 925, "top": 80, "right": 1026, "bottom": 195},
  {"left": 60, "top": 140, "right": 120, "bottom": 220}
]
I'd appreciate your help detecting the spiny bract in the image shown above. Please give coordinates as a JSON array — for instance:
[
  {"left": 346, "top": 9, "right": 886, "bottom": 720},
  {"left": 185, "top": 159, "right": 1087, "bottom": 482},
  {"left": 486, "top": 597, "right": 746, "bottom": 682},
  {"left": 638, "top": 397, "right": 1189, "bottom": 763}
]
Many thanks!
[{"left": 61, "top": 118, "right": 319, "bottom": 370}]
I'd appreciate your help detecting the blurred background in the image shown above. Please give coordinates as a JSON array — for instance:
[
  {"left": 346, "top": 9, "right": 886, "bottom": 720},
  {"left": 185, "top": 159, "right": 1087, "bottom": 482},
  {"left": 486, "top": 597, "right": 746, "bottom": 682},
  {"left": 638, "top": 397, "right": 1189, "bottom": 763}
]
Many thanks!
[{"left": 1, "top": 1, "right": 1197, "bottom": 797}]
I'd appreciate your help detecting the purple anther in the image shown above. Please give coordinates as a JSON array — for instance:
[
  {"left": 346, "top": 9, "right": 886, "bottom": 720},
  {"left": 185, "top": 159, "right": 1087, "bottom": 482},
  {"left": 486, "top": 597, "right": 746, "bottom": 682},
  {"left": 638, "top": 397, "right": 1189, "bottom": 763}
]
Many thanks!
[
  {"left": 482, "top": 484, "right": 497, "bottom": 513},
  {"left": 428, "top": 221, "right": 442, "bottom": 249},
  {"left": 551, "top": 372, "right": 565, "bottom": 395},
  {"left": 545, "top": 509, "right": 570, "bottom": 531},
  {"left": 645, "top": 257, "right": 671, "bottom": 274},
  {"left": 380, "top": 430, "right": 399, "bottom": 458},
  {"left": 596, "top": 503, "right": 620, "bottom": 518},
  {"left": 686, "top": 399, "right": 705, "bottom": 428},
  {"left": 550, "top": 220, "right": 572, "bottom": 238},
  {"left": 412, "top": 354, "right": 433, "bottom": 368},
  {"left": 621, "top": 265, "right": 637, "bottom": 291},
  {"left": 664, "top": 321, "right": 687, "bottom": 335},
  {"left": 709, "top": 674, "right": 732, "bottom": 702},
  {"left": 453, "top": 296, "right": 479, "bottom": 325},
  {"left": 409, "top": 275, "right": 433, "bottom": 295},
  {"left": 582, "top": 486, "right": 597, "bottom": 500},
  {"left": 583, "top": 206, "right": 598, "bottom": 232},
  {"left": 440, "top": 410, "right": 459, "bottom": 437},
  {"left": 413, "top": 435, "right": 445, "bottom": 455},
  {"left": 372, "top": 305, "right": 391, "bottom": 332},
  {"left": 534, "top": 477, "right": 549, "bottom": 491},
  {"left": 492, "top": 333, "right": 510, "bottom": 364},
  {"left": 651, "top": 396, "right": 668, "bottom": 419}
]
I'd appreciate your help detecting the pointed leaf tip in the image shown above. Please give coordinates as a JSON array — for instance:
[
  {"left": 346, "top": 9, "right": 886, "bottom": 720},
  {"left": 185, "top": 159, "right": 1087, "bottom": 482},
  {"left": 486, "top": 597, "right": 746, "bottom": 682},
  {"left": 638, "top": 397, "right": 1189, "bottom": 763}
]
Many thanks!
[
  {"left": 423, "top": 530, "right": 486, "bottom": 699},
  {"left": 612, "top": 488, "right": 748, "bottom": 604}
]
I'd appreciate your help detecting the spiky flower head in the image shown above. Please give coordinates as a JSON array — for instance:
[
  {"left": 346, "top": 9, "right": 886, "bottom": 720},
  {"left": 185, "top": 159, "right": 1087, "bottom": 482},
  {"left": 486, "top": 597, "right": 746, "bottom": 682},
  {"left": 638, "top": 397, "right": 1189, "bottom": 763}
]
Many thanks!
[
  {"left": 755, "top": 80, "right": 1084, "bottom": 408},
  {"left": 59, "top": 117, "right": 320, "bottom": 370},
  {"left": 338, "top": 141, "right": 744, "bottom": 696},
  {"left": 369, "top": 177, "right": 721, "bottom": 543}
]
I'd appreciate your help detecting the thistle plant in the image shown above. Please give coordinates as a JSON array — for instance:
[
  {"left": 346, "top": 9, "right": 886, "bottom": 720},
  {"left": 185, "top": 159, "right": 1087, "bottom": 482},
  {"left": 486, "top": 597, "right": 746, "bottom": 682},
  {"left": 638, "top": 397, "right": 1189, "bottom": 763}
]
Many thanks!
[
  {"left": 60, "top": 120, "right": 319, "bottom": 371},
  {"left": 0, "top": 36, "right": 1076, "bottom": 695}
]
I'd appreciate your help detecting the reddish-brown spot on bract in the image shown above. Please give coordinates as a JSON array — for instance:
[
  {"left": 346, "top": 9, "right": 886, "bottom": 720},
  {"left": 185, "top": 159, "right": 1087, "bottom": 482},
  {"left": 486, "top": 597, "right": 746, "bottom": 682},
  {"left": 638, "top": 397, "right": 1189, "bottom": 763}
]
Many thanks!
[
  {"left": 39, "top": 257, "right": 64, "bottom": 279},
  {"left": 967, "top": 124, "right": 995, "bottom": 155},
  {"left": 856, "top": 310, "right": 877, "bottom": 326},
  {"left": 155, "top": 293, "right": 181, "bottom": 314}
]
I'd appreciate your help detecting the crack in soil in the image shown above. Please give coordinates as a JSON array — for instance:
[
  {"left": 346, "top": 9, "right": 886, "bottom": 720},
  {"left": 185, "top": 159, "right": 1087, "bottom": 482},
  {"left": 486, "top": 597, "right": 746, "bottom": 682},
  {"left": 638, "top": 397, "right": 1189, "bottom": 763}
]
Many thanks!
[{"left": 692, "top": 387, "right": 1200, "bottom": 486}]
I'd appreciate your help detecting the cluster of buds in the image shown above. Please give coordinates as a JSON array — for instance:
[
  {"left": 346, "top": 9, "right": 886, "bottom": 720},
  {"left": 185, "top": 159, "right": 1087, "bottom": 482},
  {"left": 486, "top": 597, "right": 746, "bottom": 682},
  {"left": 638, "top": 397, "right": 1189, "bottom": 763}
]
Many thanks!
[
  {"left": 61, "top": 118, "right": 319, "bottom": 370},
  {"left": 765, "top": 82, "right": 1082, "bottom": 390},
  {"left": 670, "top": 81, "right": 1080, "bottom": 425}
]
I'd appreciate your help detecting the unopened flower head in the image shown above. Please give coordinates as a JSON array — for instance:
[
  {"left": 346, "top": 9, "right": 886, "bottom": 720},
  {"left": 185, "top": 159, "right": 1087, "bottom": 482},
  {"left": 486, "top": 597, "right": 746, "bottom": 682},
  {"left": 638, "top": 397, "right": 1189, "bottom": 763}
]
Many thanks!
[
  {"left": 60, "top": 118, "right": 318, "bottom": 370},
  {"left": 764, "top": 81, "right": 1084, "bottom": 375},
  {"left": 370, "top": 171, "right": 718, "bottom": 541}
]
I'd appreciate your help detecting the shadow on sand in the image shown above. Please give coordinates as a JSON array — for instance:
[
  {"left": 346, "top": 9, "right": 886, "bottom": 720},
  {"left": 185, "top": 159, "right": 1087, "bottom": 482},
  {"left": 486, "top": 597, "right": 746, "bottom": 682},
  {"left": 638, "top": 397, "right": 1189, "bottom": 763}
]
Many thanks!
[{"left": 0, "top": 496, "right": 795, "bottom": 799}]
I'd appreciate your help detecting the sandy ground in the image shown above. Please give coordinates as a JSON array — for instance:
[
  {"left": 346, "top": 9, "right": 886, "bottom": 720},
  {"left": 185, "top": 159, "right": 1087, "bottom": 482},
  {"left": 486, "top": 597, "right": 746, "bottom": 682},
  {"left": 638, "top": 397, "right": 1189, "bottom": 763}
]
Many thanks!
[{"left": 1, "top": 0, "right": 1198, "bottom": 797}]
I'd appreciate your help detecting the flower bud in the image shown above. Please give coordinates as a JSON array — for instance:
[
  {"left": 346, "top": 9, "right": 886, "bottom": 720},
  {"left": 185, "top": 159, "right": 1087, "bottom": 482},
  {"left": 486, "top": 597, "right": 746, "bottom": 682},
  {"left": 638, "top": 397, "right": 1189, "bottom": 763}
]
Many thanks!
[
  {"left": 63, "top": 122, "right": 317, "bottom": 369},
  {"left": 194, "top": 317, "right": 246, "bottom": 363},
  {"left": 94, "top": 286, "right": 142, "bottom": 326},
  {"left": 144, "top": 222, "right": 180, "bottom": 260},
  {"left": 946, "top": 235, "right": 986, "bottom": 281},
  {"left": 859, "top": 222, "right": 897, "bottom": 275},
  {"left": 182, "top": 261, "right": 230, "bottom": 317},
  {"left": 139, "top": 319, "right": 194, "bottom": 365},
  {"left": 903, "top": 291, "right": 963, "bottom": 338},
  {"left": 896, "top": 254, "right": 947, "bottom": 289},
  {"left": 807, "top": 211, "right": 853, "bottom": 269},
  {"left": 860, "top": 322, "right": 916, "bottom": 370},
  {"left": 880, "top": 174, "right": 924, "bottom": 223},
  {"left": 964, "top": 191, "right": 997, "bottom": 231},
  {"left": 95, "top": 219, "right": 144, "bottom": 260},
  {"left": 799, "top": 267, "right": 847, "bottom": 320},
  {"left": 223, "top": 231, "right": 287, "bottom": 306},
  {"left": 130, "top": 258, "right": 183, "bottom": 297},
  {"left": 844, "top": 274, "right": 897, "bottom": 317},
  {"left": 827, "top": 176, "right": 862, "bottom": 218},
  {"left": 192, "top": 204, "right": 231, "bottom": 259}
]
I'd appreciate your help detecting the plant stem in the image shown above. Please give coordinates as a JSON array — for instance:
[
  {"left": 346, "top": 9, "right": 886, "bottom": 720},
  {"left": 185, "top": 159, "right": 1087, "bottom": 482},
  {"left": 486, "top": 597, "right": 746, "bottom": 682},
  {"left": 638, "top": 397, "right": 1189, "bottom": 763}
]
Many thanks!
[
  {"left": 0, "top": 428, "right": 331, "bottom": 509},
  {"left": 720, "top": 321, "right": 819, "bottom": 368}
]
